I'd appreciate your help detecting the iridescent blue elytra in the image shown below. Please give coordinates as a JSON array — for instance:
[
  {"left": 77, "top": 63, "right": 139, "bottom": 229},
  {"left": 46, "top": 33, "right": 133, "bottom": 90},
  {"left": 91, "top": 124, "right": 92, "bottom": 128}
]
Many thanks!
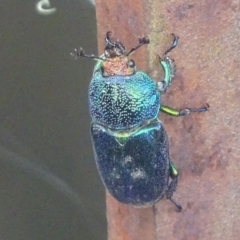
[{"left": 71, "top": 31, "right": 208, "bottom": 211}]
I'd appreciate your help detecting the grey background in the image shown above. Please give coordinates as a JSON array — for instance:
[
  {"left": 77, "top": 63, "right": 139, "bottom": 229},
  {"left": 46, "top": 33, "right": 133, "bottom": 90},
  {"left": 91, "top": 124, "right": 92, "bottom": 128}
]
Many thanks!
[{"left": 0, "top": 1, "right": 106, "bottom": 239}]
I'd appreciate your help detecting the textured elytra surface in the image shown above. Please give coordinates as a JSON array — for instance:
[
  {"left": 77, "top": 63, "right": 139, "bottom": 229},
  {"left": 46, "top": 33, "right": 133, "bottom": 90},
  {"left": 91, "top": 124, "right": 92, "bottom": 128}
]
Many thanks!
[
  {"left": 89, "top": 70, "right": 160, "bottom": 130},
  {"left": 91, "top": 120, "right": 169, "bottom": 206}
]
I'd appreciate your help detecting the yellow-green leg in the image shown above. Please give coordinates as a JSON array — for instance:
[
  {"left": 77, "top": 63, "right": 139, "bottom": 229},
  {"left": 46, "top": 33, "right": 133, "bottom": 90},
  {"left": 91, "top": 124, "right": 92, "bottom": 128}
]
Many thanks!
[
  {"left": 158, "top": 34, "right": 179, "bottom": 93},
  {"left": 160, "top": 104, "right": 209, "bottom": 116},
  {"left": 166, "top": 161, "right": 182, "bottom": 212}
]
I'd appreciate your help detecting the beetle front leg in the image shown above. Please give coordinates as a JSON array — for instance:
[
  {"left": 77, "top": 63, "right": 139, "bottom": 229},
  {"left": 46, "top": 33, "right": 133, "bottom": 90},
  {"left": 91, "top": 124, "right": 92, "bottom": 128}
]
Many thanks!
[
  {"left": 166, "top": 161, "right": 182, "bottom": 212},
  {"left": 160, "top": 104, "right": 209, "bottom": 116},
  {"left": 158, "top": 34, "right": 179, "bottom": 93}
]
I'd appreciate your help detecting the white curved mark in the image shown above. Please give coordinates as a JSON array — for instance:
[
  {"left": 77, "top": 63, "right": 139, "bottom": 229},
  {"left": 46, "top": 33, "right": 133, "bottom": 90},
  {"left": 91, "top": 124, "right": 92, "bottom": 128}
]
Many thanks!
[
  {"left": 87, "top": 0, "right": 95, "bottom": 6},
  {"left": 36, "top": 0, "right": 56, "bottom": 15},
  {"left": 0, "top": 126, "right": 83, "bottom": 207},
  {"left": 0, "top": 125, "right": 101, "bottom": 228}
]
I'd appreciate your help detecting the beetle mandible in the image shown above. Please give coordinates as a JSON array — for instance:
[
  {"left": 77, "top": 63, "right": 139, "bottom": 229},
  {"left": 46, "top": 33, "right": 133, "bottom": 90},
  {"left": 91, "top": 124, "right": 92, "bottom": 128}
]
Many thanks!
[{"left": 71, "top": 31, "right": 208, "bottom": 211}]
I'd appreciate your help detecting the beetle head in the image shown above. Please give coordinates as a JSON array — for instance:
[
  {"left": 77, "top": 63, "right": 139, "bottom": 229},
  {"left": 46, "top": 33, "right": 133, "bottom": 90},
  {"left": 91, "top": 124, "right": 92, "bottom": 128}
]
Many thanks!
[{"left": 102, "top": 31, "right": 136, "bottom": 77}]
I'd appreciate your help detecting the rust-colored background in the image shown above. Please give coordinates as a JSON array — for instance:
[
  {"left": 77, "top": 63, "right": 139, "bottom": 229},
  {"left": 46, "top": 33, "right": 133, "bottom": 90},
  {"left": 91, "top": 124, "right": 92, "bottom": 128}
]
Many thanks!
[{"left": 95, "top": 0, "right": 240, "bottom": 239}]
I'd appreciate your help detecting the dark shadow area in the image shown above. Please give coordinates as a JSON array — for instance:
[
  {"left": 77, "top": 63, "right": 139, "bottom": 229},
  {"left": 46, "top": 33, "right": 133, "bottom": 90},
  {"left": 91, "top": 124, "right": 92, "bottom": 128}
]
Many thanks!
[{"left": 0, "top": 1, "right": 106, "bottom": 239}]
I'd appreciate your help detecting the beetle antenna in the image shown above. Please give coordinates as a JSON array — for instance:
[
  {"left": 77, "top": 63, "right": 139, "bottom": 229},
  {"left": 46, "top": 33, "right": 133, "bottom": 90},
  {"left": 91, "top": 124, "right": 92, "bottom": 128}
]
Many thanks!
[
  {"left": 126, "top": 37, "right": 150, "bottom": 56},
  {"left": 70, "top": 47, "right": 104, "bottom": 61}
]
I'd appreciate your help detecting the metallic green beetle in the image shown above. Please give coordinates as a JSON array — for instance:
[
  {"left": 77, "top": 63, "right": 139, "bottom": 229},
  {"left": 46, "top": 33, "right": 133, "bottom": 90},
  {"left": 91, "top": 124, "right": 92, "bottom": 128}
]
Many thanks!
[{"left": 71, "top": 31, "right": 208, "bottom": 211}]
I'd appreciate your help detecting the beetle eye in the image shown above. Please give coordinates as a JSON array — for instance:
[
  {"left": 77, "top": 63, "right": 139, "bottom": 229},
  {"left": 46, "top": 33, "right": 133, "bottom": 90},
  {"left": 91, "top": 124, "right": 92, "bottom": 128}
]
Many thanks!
[{"left": 128, "top": 60, "right": 135, "bottom": 68}]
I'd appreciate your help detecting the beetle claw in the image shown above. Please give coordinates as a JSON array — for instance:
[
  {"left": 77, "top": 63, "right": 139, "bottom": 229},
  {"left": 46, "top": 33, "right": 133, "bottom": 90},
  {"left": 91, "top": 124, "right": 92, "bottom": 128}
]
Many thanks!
[{"left": 169, "top": 198, "right": 182, "bottom": 212}]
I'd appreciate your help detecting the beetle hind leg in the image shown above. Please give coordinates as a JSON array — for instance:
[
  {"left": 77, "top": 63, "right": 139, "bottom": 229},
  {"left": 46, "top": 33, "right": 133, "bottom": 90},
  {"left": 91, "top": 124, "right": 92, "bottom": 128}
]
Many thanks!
[
  {"left": 166, "top": 177, "right": 182, "bottom": 212},
  {"left": 166, "top": 161, "right": 182, "bottom": 212}
]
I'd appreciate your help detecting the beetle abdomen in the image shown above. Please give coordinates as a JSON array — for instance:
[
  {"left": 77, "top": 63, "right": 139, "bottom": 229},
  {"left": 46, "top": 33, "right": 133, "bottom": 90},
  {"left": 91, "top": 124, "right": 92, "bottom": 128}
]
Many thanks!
[
  {"left": 91, "top": 119, "right": 169, "bottom": 206},
  {"left": 89, "top": 71, "right": 160, "bottom": 130}
]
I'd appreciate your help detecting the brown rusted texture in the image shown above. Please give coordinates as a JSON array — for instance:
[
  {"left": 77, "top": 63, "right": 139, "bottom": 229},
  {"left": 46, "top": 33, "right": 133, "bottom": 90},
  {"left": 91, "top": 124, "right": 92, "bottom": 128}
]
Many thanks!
[{"left": 95, "top": 0, "right": 240, "bottom": 239}]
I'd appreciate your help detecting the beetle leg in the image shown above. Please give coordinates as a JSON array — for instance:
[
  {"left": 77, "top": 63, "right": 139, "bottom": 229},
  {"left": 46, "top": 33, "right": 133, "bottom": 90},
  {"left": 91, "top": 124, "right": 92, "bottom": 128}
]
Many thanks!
[
  {"left": 160, "top": 104, "right": 209, "bottom": 116},
  {"left": 162, "top": 34, "right": 179, "bottom": 59},
  {"left": 169, "top": 198, "right": 182, "bottom": 212},
  {"left": 158, "top": 34, "right": 179, "bottom": 93},
  {"left": 166, "top": 161, "right": 182, "bottom": 212}
]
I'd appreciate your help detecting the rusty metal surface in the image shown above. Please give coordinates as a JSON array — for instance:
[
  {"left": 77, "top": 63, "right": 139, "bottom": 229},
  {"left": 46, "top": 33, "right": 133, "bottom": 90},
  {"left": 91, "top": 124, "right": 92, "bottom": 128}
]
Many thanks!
[{"left": 95, "top": 0, "right": 240, "bottom": 239}]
